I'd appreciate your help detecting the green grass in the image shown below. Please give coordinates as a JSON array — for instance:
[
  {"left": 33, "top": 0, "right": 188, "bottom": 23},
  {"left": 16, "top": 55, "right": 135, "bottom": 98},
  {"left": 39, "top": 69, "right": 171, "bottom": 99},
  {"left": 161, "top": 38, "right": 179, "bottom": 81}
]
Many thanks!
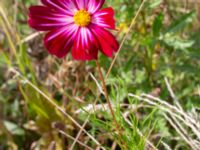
[{"left": 0, "top": 0, "right": 200, "bottom": 149}]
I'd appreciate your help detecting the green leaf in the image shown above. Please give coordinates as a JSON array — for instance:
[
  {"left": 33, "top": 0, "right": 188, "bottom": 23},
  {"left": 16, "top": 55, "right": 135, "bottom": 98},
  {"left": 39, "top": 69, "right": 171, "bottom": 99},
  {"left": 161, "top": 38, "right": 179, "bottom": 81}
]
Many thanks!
[
  {"left": 163, "top": 35, "right": 194, "bottom": 50},
  {"left": 153, "top": 13, "right": 164, "bottom": 36},
  {"left": 165, "top": 11, "right": 195, "bottom": 33},
  {"left": 4, "top": 121, "right": 25, "bottom": 136},
  {"left": 149, "top": 0, "right": 163, "bottom": 8},
  {"left": 188, "top": 50, "right": 200, "bottom": 60}
]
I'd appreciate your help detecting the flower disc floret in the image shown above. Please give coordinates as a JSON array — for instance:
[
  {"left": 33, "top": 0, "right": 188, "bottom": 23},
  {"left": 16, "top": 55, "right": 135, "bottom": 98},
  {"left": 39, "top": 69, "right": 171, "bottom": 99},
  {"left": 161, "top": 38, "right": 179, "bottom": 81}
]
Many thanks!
[{"left": 74, "top": 9, "right": 91, "bottom": 27}]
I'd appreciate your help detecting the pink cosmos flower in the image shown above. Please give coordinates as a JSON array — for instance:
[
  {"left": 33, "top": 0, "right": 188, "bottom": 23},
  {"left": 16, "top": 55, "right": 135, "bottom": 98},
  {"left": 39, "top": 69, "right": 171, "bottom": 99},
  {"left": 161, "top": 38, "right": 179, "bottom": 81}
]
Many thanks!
[{"left": 28, "top": 0, "right": 119, "bottom": 60}]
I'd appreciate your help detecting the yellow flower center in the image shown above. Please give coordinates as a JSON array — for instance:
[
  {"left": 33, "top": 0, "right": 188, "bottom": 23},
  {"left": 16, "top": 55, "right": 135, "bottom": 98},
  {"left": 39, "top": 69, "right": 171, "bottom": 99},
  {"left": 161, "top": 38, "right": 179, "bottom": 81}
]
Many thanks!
[{"left": 74, "top": 9, "right": 91, "bottom": 27}]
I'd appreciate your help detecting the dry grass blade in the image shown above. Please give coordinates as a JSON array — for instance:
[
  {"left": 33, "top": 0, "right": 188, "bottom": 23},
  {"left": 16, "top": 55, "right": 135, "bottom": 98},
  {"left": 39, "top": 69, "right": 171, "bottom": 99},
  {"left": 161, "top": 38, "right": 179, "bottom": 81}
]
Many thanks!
[
  {"left": 106, "top": 0, "right": 146, "bottom": 79},
  {"left": 18, "top": 32, "right": 43, "bottom": 44},
  {"left": 128, "top": 92, "right": 200, "bottom": 150},
  {"left": 69, "top": 99, "right": 98, "bottom": 150},
  {"left": 0, "top": 17, "right": 16, "bottom": 56},
  {"left": 89, "top": 73, "right": 104, "bottom": 94},
  {"left": 164, "top": 77, "right": 182, "bottom": 110},
  {"left": 58, "top": 130, "right": 94, "bottom": 150},
  {"left": 164, "top": 114, "right": 199, "bottom": 150},
  {"left": 142, "top": 94, "right": 200, "bottom": 140},
  {"left": 75, "top": 103, "right": 140, "bottom": 114},
  {"left": 9, "top": 68, "right": 105, "bottom": 149},
  {"left": 161, "top": 141, "right": 172, "bottom": 150},
  {"left": 69, "top": 115, "right": 90, "bottom": 150},
  {"left": 0, "top": 5, "right": 14, "bottom": 37}
]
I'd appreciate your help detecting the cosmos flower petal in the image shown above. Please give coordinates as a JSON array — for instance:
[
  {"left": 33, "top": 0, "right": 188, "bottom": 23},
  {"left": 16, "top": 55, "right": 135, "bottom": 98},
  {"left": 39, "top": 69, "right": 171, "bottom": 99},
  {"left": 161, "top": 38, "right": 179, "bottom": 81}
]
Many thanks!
[
  {"left": 74, "top": 0, "right": 89, "bottom": 9},
  {"left": 44, "top": 24, "right": 78, "bottom": 58},
  {"left": 72, "top": 27, "right": 99, "bottom": 60},
  {"left": 92, "top": 7, "right": 115, "bottom": 29},
  {"left": 91, "top": 25, "right": 119, "bottom": 57},
  {"left": 28, "top": 6, "right": 74, "bottom": 31},
  {"left": 87, "top": 0, "right": 105, "bottom": 14},
  {"left": 41, "top": 0, "right": 77, "bottom": 15}
]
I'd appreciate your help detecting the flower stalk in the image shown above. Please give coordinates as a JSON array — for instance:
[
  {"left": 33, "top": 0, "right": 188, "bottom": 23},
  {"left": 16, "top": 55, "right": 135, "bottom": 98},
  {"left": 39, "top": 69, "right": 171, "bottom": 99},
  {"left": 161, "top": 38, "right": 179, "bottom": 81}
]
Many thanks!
[{"left": 95, "top": 60, "right": 121, "bottom": 133}]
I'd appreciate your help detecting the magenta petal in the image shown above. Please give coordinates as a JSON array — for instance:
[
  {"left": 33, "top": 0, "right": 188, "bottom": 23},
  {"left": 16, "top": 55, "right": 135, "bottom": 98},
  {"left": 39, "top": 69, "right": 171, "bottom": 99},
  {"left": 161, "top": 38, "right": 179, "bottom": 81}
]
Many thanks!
[
  {"left": 28, "top": 6, "right": 73, "bottom": 31},
  {"left": 87, "top": 0, "right": 105, "bottom": 14},
  {"left": 91, "top": 25, "right": 119, "bottom": 57},
  {"left": 44, "top": 25, "right": 78, "bottom": 58},
  {"left": 72, "top": 27, "right": 99, "bottom": 60},
  {"left": 41, "top": 0, "right": 77, "bottom": 15},
  {"left": 74, "top": 0, "right": 89, "bottom": 9},
  {"left": 92, "top": 7, "right": 115, "bottom": 29}
]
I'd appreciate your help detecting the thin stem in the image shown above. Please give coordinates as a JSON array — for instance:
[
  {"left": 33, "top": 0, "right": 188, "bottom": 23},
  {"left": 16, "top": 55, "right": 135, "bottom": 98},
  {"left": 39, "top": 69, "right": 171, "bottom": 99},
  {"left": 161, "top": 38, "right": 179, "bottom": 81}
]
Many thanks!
[
  {"left": 106, "top": 0, "right": 146, "bottom": 79},
  {"left": 96, "top": 60, "right": 127, "bottom": 149},
  {"left": 96, "top": 61, "right": 117, "bottom": 122}
]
